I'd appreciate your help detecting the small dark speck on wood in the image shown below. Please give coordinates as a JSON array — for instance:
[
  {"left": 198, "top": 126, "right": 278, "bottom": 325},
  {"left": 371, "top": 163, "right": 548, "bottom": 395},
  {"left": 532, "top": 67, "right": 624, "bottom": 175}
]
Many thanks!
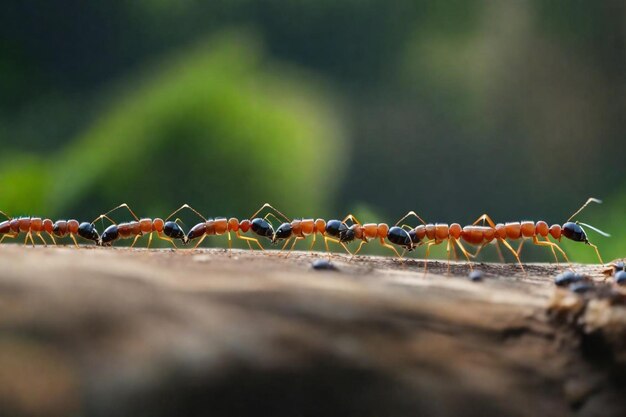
[
  {"left": 312, "top": 259, "right": 338, "bottom": 271},
  {"left": 469, "top": 270, "right": 484, "bottom": 282}
]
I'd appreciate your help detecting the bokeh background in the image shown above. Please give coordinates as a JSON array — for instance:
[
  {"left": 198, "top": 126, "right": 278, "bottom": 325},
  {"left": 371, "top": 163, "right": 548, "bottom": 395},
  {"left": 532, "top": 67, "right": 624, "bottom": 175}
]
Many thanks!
[{"left": 1, "top": 0, "right": 624, "bottom": 261}]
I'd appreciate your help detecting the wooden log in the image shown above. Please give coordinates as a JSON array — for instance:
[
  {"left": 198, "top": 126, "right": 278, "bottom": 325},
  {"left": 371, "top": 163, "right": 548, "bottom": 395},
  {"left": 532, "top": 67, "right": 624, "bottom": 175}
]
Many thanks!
[{"left": 0, "top": 246, "right": 624, "bottom": 417}]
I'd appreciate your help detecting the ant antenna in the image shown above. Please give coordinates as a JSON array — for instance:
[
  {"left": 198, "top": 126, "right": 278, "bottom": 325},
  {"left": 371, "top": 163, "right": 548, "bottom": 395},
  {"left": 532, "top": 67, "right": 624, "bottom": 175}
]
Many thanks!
[
  {"left": 567, "top": 197, "right": 602, "bottom": 222},
  {"left": 577, "top": 222, "right": 610, "bottom": 238}
]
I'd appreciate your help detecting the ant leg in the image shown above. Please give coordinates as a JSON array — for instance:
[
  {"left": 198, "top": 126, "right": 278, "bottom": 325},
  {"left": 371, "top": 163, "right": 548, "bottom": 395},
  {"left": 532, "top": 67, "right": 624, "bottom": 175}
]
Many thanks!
[
  {"left": 0, "top": 211, "right": 11, "bottom": 221},
  {"left": 323, "top": 236, "right": 351, "bottom": 257},
  {"left": 353, "top": 240, "right": 367, "bottom": 256},
  {"left": 446, "top": 239, "right": 451, "bottom": 274},
  {"left": 309, "top": 233, "right": 317, "bottom": 251},
  {"left": 249, "top": 203, "right": 290, "bottom": 222},
  {"left": 497, "top": 239, "right": 525, "bottom": 273},
  {"left": 0, "top": 233, "right": 18, "bottom": 244},
  {"left": 377, "top": 238, "right": 403, "bottom": 259},
  {"left": 47, "top": 233, "right": 57, "bottom": 246},
  {"left": 147, "top": 233, "right": 153, "bottom": 249},
  {"left": 280, "top": 237, "right": 292, "bottom": 252},
  {"left": 100, "top": 203, "right": 140, "bottom": 222},
  {"left": 516, "top": 240, "right": 525, "bottom": 256},
  {"left": 532, "top": 236, "right": 570, "bottom": 266},
  {"left": 130, "top": 235, "right": 141, "bottom": 248},
  {"left": 541, "top": 236, "right": 558, "bottom": 264},
  {"left": 394, "top": 211, "right": 426, "bottom": 227},
  {"left": 193, "top": 235, "right": 207, "bottom": 249},
  {"left": 472, "top": 214, "right": 497, "bottom": 228},
  {"left": 165, "top": 204, "right": 206, "bottom": 222},
  {"left": 92, "top": 214, "right": 117, "bottom": 225},
  {"left": 236, "top": 231, "right": 264, "bottom": 251},
  {"left": 494, "top": 241, "right": 505, "bottom": 263},
  {"left": 36, "top": 233, "right": 47, "bottom": 246},
  {"left": 470, "top": 242, "right": 488, "bottom": 259},
  {"left": 452, "top": 242, "right": 459, "bottom": 261},
  {"left": 24, "top": 232, "right": 35, "bottom": 247},
  {"left": 423, "top": 240, "right": 440, "bottom": 274},
  {"left": 70, "top": 234, "right": 79, "bottom": 248},
  {"left": 452, "top": 238, "right": 474, "bottom": 271},
  {"left": 587, "top": 242, "right": 604, "bottom": 265},
  {"left": 285, "top": 236, "right": 305, "bottom": 258},
  {"left": 156, "top": 234, "right": 178, "bottom": 249},
  {"left": 263, "top": 212, "right": 285, "bottom": 227},
  {"left": 567, "top": 198, "right": 603, "bottom": 222},
  {"left": 342, "top": 214, "right": 362, "bottom": 225}
]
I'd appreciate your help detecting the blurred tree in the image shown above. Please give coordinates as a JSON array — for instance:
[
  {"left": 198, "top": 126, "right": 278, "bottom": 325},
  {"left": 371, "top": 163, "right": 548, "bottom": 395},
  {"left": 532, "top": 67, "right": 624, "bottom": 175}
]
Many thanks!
[{"left": 0, "top": 31, "right": 347, "bottom": 224}]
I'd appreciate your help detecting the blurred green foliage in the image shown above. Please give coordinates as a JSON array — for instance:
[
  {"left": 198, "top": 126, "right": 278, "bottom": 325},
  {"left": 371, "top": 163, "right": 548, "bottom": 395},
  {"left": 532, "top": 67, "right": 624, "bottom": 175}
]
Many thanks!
[{"left": 0, "top": 31, "right": 346, "bottom": 222}]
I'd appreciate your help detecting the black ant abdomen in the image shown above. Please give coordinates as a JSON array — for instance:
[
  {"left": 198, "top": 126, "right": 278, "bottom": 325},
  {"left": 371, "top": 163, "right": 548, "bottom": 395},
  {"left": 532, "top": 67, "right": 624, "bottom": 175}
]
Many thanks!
[
  {"left": 250, "top": 218, "right": 274, "bottom": 239},
  {"left": 387, "top": 226, "right": 413, "bottom": 249},
  {"left": 163, "top": 221, "right": 186, "bottom": 242}
]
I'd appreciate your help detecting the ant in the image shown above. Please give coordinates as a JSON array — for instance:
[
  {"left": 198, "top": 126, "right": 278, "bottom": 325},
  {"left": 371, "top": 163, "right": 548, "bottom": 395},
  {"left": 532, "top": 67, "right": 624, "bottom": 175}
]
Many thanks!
[
  {"left": 0, "top": 211, "right": 99, "bottom": 246},
  {"left": 93, "top": 204, "right": 186, "bottom": 247},
  {"left": 173, "top": 203, "right": 274, "bottom": 251},
  {"left": 0, "top": 211, "right": 54, "bottom": 246},
  {"left": 327, "top": 214, "right": 417, "bottom": 258},
  {"left": 467, "top": 197, "right": 609, "bottom": 266},
  {"left": 51, "top": 219, "right": 100, "bottom": 246},
  {"left": 390, "top": 197, "right": 608, "bottom": 273},
  {"left": 268, "top": 207, "right": 361, "bottom": 255}
]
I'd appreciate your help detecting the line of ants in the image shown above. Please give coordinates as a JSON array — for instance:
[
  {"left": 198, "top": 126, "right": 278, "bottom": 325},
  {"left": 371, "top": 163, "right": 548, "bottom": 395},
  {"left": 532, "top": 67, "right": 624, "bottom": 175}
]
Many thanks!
[{"left": 0, "top": 198, "right": 609, "bottom": 271}]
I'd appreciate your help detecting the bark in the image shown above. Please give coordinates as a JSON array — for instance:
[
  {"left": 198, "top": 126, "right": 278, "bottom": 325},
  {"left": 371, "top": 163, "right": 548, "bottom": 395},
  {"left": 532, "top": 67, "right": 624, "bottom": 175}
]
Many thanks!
[{"left": 0, "top": 246, "right": 624, "bottom": 417}]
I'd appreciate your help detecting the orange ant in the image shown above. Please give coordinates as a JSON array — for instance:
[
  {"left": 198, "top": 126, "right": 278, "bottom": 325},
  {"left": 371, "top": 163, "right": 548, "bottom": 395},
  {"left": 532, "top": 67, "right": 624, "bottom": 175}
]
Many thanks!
[
  {"left": 93, "top": 204, "right": 186, "bottom": 247},
  {"left": 390, "top": 198, "right": 608, "bottom": 272},
  {"left": 0, "top": 211, "right": 54, "bottom": 246},
  {"left": 51, "top": 219, "right": 100, "bottom": 246},
  {"left": 466, "top": 197, "right": 609, "bottom": 266},
  {"left": 0, "top": 211, "right": 99, "bottom": 246}
]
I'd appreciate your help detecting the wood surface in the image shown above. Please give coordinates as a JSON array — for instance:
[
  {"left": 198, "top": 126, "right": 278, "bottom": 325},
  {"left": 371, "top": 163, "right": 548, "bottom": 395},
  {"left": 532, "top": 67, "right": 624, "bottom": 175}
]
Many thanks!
[{"left": 0, "top": 246, "right": 624, "bottom": 417}]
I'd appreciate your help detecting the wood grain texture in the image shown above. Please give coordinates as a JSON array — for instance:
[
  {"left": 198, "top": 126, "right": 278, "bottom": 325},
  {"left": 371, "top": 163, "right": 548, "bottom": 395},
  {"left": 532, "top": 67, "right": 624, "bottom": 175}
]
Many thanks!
[{"left": 0, "top": 246, "right": 624, "bottom": 417}]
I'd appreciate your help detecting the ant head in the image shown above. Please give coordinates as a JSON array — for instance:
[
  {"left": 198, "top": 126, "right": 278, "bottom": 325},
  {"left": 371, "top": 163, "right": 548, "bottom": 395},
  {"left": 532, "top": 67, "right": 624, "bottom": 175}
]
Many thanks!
[
  {"left": 272, "top": 222, "right": 292, "bottom": 244},
  {"left": 163, "top": 221, "right": 186, "bottom": 243},
  {"left": 562, "top": 222, "right": 589, "bottom": 243},
  {"left": 561, "top": 197, "right": 610, "bottom": 245},
  {"left": 99, "top": 224, "right": 119, "bottom": 246},
  {"left": 339, "top": 225, "right": 358, "bottom": 243},
  {"left": 408, "top": 229, "right": 421, "bottom": 249},
  {"left": 183, "top": 222, "right": 207, "bottom": 245},
  {"left": 78, "top": 222, "right": 100, "bottom": 244},
  {"left": 250, "top": 218, "right": 274, "bottom": 239},
  {"left": 325, "top": 220, "right": 349, "bottom": 240},
  {"left": 562, "top": 222, "right": 587, "bottom": 243}
]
